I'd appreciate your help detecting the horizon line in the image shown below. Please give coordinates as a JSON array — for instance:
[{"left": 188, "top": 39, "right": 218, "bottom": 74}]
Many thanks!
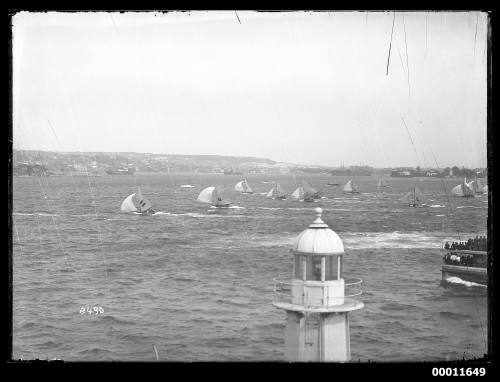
[{"left": 12, "top": 148, "right": 487, "bottom": 170}]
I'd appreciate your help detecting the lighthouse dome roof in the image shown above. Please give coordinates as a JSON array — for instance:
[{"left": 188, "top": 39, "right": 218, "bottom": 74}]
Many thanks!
[{"left": 292, "top": 208, "right": 344, "bottom": 254}]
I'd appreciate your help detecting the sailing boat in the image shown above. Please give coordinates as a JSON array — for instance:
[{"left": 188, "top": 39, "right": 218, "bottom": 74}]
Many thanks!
[
  {"left": 402, "top": 185, "right": 424, "bottom": 207},
  {"left": 197, "top": 186, "right": 232, "bottom": 208},
  {"left": 234, "top": 179, "right": 253, "bottom": 194},
  {"left": 377, "top": 177, "right": 391, "bottom": 188},
  {"left": 120, "top": 187, "right": 156, "bottom": 214},
  {"left": 302, "top": 180, "right": 321, "bottom": 202},
  {"left": 266, "top": 182, "right": 287, "bottom": 200},
  {"left": 343, "top": 180, "right": 360, "bottom": 194},
  {"left": 451, "top": 178, "right": 475, "bottom": 198},
  {"left": 290, "top": 186, "right": 304, "bottom": 201},
  {"left": 467, "top": 176, "right": 485, "bottom": 194}
]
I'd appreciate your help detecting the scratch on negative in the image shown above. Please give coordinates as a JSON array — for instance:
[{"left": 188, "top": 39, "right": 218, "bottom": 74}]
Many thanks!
[
  {"left": 386, "top": 12, "right": 396, "bottom": 76},
  {"left": 235, "top": 11, "right": 241, "bottom": 24}
]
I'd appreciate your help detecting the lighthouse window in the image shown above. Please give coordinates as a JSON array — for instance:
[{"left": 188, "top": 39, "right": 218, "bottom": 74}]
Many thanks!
[
  {"left": 294, "top": 255, "right": 302, "bottom": 278},
  {"left": 305, "top": 256, "right": 322, "bottom": 281},
  {"left": 325, "top": 256, "right": 339, "bottom": 280}
]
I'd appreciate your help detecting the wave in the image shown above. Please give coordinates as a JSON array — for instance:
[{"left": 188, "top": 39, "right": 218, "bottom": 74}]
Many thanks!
[
  {"left": 98, "top": 315, "right": 137, "bottom": 326},
  {"left": 257, "top": 207, "right": 282, "bottom": 210},
  {"left": 13, "top": 212, "right": 58, "bottom": 217},
  {"left": 180, "top": 185, "right": 195, "bottom": 188},
  {"left": 443, "top": 276, "right": 487, "bottom": 288},
  {"left": 439, "top": 311, "right": 472, "bottom": 320},
  {"left": 429, "top": 204, "right": 446, "bottom": 208},
  {"left": 456, "top": 206, "right": 485, "bottom": 209}
]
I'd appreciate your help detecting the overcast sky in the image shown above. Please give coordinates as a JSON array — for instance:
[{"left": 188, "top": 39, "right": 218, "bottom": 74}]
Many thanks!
[{"left": 12, "top": 11, "right": 488, "bottom": 168}]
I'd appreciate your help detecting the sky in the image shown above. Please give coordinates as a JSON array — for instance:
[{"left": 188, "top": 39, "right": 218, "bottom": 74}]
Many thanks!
[{"left": 12, "top": 11, "right": 488, "bottom": 168}]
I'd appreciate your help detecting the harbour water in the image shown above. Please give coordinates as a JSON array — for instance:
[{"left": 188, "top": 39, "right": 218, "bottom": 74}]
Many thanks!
[{"left": 12, "top": 174, "right": 488, "bottom": 361}]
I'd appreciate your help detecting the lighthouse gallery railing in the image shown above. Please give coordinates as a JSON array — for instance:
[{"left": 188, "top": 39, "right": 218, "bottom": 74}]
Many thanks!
[{"left": 273, "top": 278, "right": 363, "bottom": 307}]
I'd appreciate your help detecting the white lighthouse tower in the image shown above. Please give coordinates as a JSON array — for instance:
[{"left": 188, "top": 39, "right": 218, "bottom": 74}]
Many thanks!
[{"left": 273, "top": 207, "right": 364, "bottom": 362}]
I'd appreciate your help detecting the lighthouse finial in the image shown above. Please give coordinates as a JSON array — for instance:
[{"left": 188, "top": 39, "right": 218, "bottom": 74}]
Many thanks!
[{"left": 315, "top": 207, "right": 323, "bottom": 218}]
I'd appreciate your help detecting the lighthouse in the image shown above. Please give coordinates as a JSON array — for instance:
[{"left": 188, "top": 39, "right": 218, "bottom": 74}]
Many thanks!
[{"left": 273, "top": 207, "right": 364, "bottom": 362}]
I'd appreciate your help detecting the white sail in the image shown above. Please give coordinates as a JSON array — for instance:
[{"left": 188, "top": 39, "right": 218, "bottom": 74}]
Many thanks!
[
  {"left": 377, "top": 177, "right": 390, "bottom": 187},
  {"left": 120, "top": 193, "right": 138, "bottom": 213},
  {"left": 451, "top": 184, "right": 464, "bottom": 197},
  {"left": 401, "top": 191, "right": 413, "bottom": 204},
  {"left": 467, "top": 180, "right": 478, "bottom": 193},
  {"left": 414, "top": 186, "right": 424, "bottom": 202},
  {"left": 343, "top": 180, "right": 357, "bottom": 193},
  {"left": 452, "top": 178, "right": 474, "bottom": 197},
  {"left": 197, "top": 186, "right": 216, "bottom": 203},
  {"left": 302, "top": 180, "right": 319, "bottom": 197},
  {"left": 243, "top": 180, "right": 253, "bottom": 193},
  {"left": 291, "top": 187, "right": 304, "bottom": 200},
  {"left": 212, "top": 186, "right": 231, "bottom": 206},
  {"left": 267, "top": 182, "right": 286, "bottom": 199},
  {"left": 136, "top": 187, "right": 153, "bottom": 212},
  {"left": 463, "top": 181, "right": 475, "bottom": 197},
  {"left": 234, "top": 181, "right": 245, "bottom": 192},
  {"left": 275, "top": 182, "right": 286, "bottom": 198},
  {"left": 235, "top": 179, "right": 252, "bottom": 193}
]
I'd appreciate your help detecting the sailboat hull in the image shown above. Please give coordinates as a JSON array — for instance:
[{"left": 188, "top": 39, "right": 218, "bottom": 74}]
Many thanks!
[{"left": 212, "top": 203, "right": 232, "bottom": 208}]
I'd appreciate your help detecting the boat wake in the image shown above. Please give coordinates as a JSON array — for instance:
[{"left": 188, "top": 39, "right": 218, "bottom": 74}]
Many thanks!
[
  {"left": 209, "top": 205, "right": 245, "bottom": 209},
  {"left": 444, "top": 276, "right": 486, "bottom": 288}
]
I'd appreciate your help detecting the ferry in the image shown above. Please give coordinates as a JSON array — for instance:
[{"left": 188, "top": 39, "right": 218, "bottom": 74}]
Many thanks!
[{"left": 441, "top": 249, "right": 487, "bottom": 285}]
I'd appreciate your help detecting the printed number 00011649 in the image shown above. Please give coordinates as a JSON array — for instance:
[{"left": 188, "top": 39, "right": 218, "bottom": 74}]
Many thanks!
[{"left": 432, "top": 368, "right": 486, "bottom": 376}]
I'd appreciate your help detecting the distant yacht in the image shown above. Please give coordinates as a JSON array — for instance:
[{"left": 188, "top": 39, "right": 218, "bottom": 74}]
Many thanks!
[
  {"left": 120, "top": 187, "right": 156, "bottom": 215},
  {"left": 343, "top": 180, "right": 360, "bottom": 194},
  {"left": 234, "top": 179, "right": 253, "bottom": 194},
  {"left": 197, "top": 186, "right": 232, "bottom": 208},
  {"left": 402, "top": 185, "right": 424, "bottom": 207},
  {"left": 451, "top": 178, "right": 475, "bottom": 198},
  {"left": 291, "top": 180, "right": 321, "bottom": 202},
  {"left": 266, "top": 182, "right": 287, "bottom": 200},
  {"left": 377, "top": 177, "right": 391, "bottom": 188},
  {"left": 466, "top": 177, "right": 486, "bottom": 195}
]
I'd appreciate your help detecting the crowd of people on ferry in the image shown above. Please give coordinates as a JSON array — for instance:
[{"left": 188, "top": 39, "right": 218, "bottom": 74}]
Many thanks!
[
  {"left": 444, "top": 236, "right": 487, "bottom": 252},
  {"left": 443, "top": 253, "right": 475, "bottom": 266}
]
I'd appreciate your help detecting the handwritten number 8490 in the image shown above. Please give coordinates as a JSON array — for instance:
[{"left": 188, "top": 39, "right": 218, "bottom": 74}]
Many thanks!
[{"left": 80, "top": 306, "right": 104, "bottom": 315}]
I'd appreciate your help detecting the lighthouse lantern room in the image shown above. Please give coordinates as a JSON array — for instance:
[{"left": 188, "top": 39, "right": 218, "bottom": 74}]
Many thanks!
[{"left": 273, "top": 207, "right": 364, "bottom": 362}]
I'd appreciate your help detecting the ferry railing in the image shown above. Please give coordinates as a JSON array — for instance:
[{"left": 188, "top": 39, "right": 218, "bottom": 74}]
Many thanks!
[{"left": 273, "top": 277, "right": 363, "bottom": 307}]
